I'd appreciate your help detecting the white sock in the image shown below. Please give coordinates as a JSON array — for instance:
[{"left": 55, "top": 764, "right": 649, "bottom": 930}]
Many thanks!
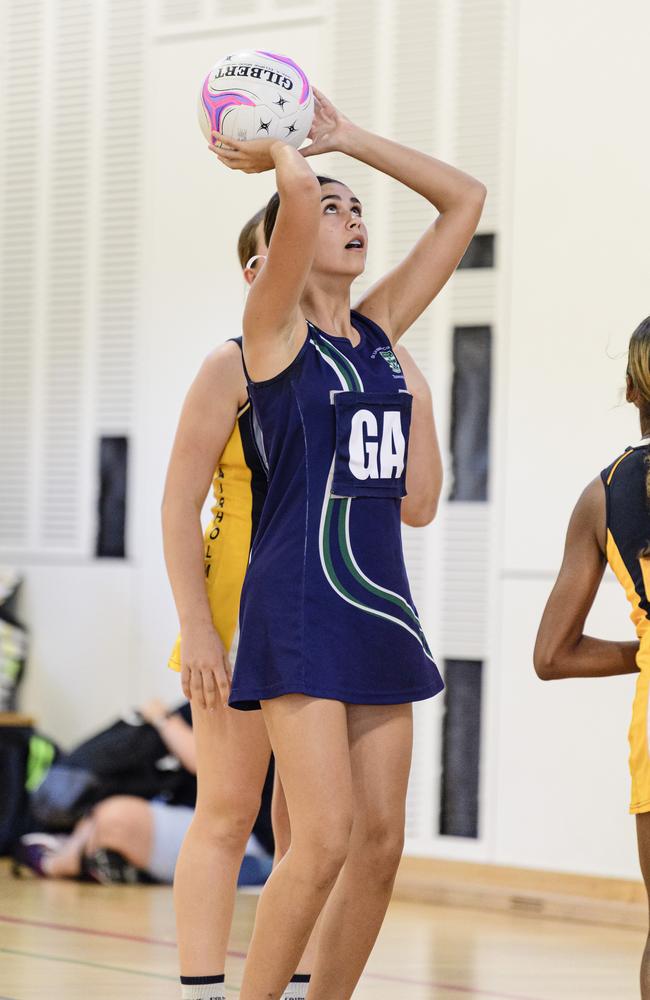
[
  {"left": 180, "top": 974, "right": 226, "bottom": 1000},
  {"left": 281, "top": 974, "right": 311, "bottom": 999}
]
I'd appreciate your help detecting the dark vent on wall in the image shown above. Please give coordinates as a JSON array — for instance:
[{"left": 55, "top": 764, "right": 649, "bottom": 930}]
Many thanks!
[
  {"left": 96, "top": 437, "right": 128, "bottom": 558},
  {"left": 439, "top": 659, "right": 483, "bottom": 838},
  {"left": 449, "top": 325, "right": 492, "bottom": 501},
  {"left": 458, "top": 233, "right": 495, "bottom": 269}
]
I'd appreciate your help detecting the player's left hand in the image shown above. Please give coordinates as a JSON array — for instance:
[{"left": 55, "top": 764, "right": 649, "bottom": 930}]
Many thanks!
[
  {"left": 209, "top": 132, "right": 285, "bottom": 173},
  {"left": 300, "top": 87, "right": 355, "bottom": 157}
]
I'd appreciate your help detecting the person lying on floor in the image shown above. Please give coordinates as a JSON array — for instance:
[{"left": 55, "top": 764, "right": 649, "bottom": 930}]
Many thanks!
[{"left": 15, "top": 698, "right": 273, "bottom": 885}]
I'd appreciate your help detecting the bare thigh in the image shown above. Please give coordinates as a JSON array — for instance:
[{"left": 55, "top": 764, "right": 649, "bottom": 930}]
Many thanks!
[
  {"left": 261, "top": 695, "right": 354, "bottom": 856},
  {"left": 192, "top": 698, "right": 272, "bottom": 825},
  {"left": 346, "top": 702, "right": 413, "bottom": 852}
]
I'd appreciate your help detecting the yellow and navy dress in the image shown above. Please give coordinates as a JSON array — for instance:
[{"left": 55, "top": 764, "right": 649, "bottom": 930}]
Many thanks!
[
  {"left": 601, "top": 438, "right": 650, "bottom": 813},
  {"left": 168, "top": 339, "right": 267, "bottom": 671}
]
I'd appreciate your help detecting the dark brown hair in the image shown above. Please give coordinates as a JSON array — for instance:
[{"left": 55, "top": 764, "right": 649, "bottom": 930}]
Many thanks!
[
  {"left": 628, "top": 317, "right": 650, "bottom": 404},
  {"left": 237, "top": 206, "right": 266, "bottom": 270},
  {"left": 263, "top": 175, "right": 341, "bottom": 248}
]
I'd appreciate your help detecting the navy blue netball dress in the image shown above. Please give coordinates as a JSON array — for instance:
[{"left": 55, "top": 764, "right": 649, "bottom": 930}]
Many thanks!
[{"left": 229, "top": 310, "right": 444, "bottom": 710}]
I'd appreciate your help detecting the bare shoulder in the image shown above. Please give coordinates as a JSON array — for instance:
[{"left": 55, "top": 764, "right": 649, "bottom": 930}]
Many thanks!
[
  {"left": 571, "top": 475, "right": 606, "bottom": 553},
  {"left": 197, "top": 339, "right": 247, "bottom": 406},
  {"left": 575, "top": 475, "right": 606, "bottom": 517}
]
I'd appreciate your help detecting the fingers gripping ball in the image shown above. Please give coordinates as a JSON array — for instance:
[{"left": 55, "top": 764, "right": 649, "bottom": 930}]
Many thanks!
[{"left": 198, "top": 49, "right": 314, "bottom": 149}]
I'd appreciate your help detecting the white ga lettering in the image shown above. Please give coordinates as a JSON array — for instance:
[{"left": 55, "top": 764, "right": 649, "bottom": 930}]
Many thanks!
[{"left": 349, "top": 409, "right": 405, "bottom": 480}]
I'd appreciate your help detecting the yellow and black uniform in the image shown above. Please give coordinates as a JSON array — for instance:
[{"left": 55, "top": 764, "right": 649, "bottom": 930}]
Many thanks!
[
  {"left": 601, "top": 438, "right": 650, "bottom": 813},
  {"left": 168, "top": 339, "right": 267, "bottom": 671}
]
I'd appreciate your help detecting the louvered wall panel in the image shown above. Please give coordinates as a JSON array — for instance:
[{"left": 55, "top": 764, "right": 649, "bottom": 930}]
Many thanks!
[
  {"left": 386, "top": 0, "right": 442, "bottom": 843},
  {"left": 39, "top": 0, "right": 93, "bottom": 549},
  {"left": 0, "top": 1, "right": 43, "bottom": 548},
  {"left": 439, "top": 504, "right": 490, "bottom": 658},
  {"left": 387, "top": 0, "right": 440, "bottom": 379},
  {"left": 388, "top": 0, "right": 437, "bottom": 640},
  {"left": 161, "top": 0, "right": 203, "bottom": 23},
  {"left": 441, "top": 0, "right": 505, "bottom": 653},
  {"left": 388, "top": 0, "right": 440, "bottom": 261},
  {"left": 329, "top": 0, "right": 377, "bottom": 296},
  {"left": 217, "top": 0, "right": 258, "bottom": 14},
  {"left": 96, "top": 0, "right": 146, "bottom": 434},
  {"left": 451, "top": 270, "right": 497, "bottom": 325},
  {"left": 454, "top": 0, "right": 505, "bottom": 230}
]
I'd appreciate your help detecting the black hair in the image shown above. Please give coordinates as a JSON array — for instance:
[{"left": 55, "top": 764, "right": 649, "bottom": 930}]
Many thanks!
[{"left": 263, "top": 175, "right": 342, "bottom": 248}]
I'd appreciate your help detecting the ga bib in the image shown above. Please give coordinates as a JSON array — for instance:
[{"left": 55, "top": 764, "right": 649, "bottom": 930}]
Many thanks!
[{"left": 331, "top": 390, "right": 412, "bottom": 499}]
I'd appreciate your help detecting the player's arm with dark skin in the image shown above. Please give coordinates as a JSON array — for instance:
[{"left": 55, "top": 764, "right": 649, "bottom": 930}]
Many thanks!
[
  {"left": 533, "top": 476, "right": 639, "bottom": 679},
  {"left": 396, "top": 345, "right": 442, "bottom": 526}
]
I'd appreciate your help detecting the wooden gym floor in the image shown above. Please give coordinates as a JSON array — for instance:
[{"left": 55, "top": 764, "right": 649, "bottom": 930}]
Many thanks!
[{"left": 0, "top": 860, "right": 644, "bottom": 999}]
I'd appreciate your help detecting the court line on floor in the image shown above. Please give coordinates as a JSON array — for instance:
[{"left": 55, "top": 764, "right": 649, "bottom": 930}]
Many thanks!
[
  {"left": 0, "top": 914, "right": 543, "bottom": 1000},
  {"left": 0, "top": 947, "right": 240, "bottom": 993},
  {"left": 0, "top": 947, "right": 177, "bottom": 982},
  {"left": 0, "top": 914, "right": 187, "bottom": 952}
]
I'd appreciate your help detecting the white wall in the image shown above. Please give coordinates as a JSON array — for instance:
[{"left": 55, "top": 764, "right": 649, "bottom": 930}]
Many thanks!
[
  {"left": 504, "top": 0, "right": 650, "bottom": 573},
  {"left": 18, "top": 565, "right": 137, "bottom": 745},
  {"left": 491, "top": 0, "right": 650, "bottom": 877},
  {"left": 3, "top": 0, "right": 650, "bottom": 878}
]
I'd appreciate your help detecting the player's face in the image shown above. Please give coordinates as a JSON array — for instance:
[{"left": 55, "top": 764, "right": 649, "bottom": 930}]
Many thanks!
[
  {"left": 243, "top": 221, "right": 269, "bottom": 286},
  {"left": 314, "top": 182, "right": 367, "bottom": 278}
]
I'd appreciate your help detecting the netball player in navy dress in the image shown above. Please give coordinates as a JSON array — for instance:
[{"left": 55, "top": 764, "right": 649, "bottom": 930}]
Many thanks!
[{"left": 210, "top": 88, "right": 486, "bottom": 1000}]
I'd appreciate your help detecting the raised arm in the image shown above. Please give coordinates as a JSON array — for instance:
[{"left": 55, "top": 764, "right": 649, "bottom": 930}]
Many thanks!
[
  {"left": 161, "top": 341, "right": 246, "bottom": 707},
  {"left": 396, "top": 346, "right": 442, "bottom": 527},
  {"left": 301, "top": 89, "right": 486, "bottom": 343},
  {"left": 533, "top": 477, "right": 639, "bottom": 680},
  {"left": 211, "top": 132, "right": 321, "bottom": 381}
]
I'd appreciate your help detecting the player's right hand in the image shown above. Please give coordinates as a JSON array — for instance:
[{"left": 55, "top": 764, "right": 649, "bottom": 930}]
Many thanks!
[
  {"left": 180, "top": 623, "right": 231, "bottom": 709},
  {"left": 209, "top": 131, "right": 289, "bottom": 173}
]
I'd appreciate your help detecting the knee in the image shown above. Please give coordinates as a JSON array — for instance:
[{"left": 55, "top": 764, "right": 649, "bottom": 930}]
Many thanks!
[
  {"left": 310, "top": 837, "right": 349, "bottom": 890},
  {"left": 193, "top": 792, "right": 260, "bottom": 854},
  {"left": 295, "top": 814, "right": 352, "bottom": 889},
  {"left": 359, "top": 820, "right": 404, "bottom": 885}
]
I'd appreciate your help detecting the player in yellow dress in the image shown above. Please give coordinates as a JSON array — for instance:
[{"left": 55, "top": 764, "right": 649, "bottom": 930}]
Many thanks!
[{"left": 535, "top": 317, "right": 650, "bottom": 997}]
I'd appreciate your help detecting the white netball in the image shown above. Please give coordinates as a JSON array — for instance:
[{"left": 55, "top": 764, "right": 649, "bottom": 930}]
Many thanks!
[{"left": 198, "top": 49, "right": 314, "bottom": 148}]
